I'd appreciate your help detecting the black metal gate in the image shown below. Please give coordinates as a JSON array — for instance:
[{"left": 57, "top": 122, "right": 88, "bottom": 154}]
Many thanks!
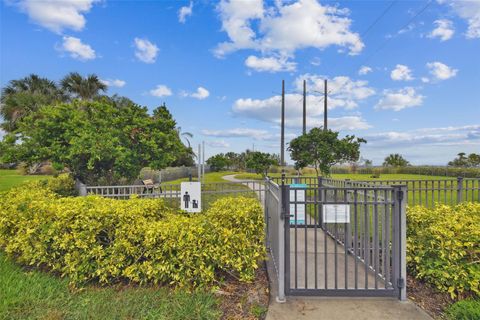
[{"left": 278, "top": 177, "right": 407, "bottom": 299}]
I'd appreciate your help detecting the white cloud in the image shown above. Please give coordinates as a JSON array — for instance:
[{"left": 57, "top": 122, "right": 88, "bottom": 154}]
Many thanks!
[
  {"left": 202, "top": 128, "right": 270, "bottom": 140},
  {"left": 358, "top": 66, "right": 372, "bottom": 75},
  {"left": 310, "top": 57, "right": 321, "bottom": 66},
  {"left": 59, "top": 36, "right": 96, "bottom": 61},
  {"left": 390, "top": 64, "right": 414, "bottom": 81},
  {"left": 206, "top": 140, "right": 230, "bottom": 148},
  {"left": 365, "top": 125, "right": 480, "bottom": 147},
  {"left": 134, "top": 38, "right": 159, "bottom": 63},
  {"left": 100, "top": 79, "right": 126, "bottom": 88},
  {"left": 440, "top": 0, "right": 480, "bottom": 39},
  {"left": 428, "top": 19, "right": 454, "bottom": 41},
  {"left": 150, "top": 85, "right": 172, "bottom": 97},
  {"left": 178, "top": 1, "right": 193, "bottom": 23},
  {"left": 182, "top": 87, "right": 210, "bottom": 99},
  {"left": 230, "top": 74, "right": 374, "bottom": 129},
  {"left": 215, "top": 0, "right": 363, "bottom": 58},
  {"left": 426, "top": 61, "right": 458, "bottom": 80},
  {"left": 13, "top": 0, "right": 98, "bottom": 33},
  {"left": 245, "top": 55, "right": 296, "bottom": 72},
  {"left": 375, "top": 87, "right": 424, "bottom": 111},
  {"left": 295, "top": 74, "right": 375, "bottom": 108}
]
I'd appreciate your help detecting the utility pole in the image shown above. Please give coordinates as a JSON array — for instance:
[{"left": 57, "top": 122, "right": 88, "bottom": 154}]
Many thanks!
[
  {"left": 303, "top": 79, "right": 306, "bottom": 134},
  {"left": 324, "top": 79, "right": 328, "bottom": 131},
  {"left": 281, "top": 80, "right": 285, "bottom": 167}
]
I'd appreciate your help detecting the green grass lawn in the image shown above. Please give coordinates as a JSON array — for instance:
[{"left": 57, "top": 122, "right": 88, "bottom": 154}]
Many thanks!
[
  {"left": 0, "top": 169, "right": 51, "bottom": 192},
  {"left": 166, "top": 171, "right": 241, "bottom": 184},
  {"left": 0, "top": 252, "right": 219, "bottom": 320}
]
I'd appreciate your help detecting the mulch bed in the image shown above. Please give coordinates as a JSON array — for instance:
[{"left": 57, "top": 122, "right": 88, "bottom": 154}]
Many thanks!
[
  {"left": 216, "top": 264, "right": 270, "bottom": 320},
  {"left": 407, "top": 275, "right": 454, "bottom": 319}
]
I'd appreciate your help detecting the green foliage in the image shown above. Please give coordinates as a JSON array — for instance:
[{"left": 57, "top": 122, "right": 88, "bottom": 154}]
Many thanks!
[
  {"left": 0, "top": 180, "right": 265, "bottom": 288},
  {"left": 245, "top": 151, "right": 278, "bottom": 177},
  {"left": 449, "top": 152, "right": 480, "bottom": 168},
  {"left": 288, "top": 128, "right": 366, "bottom": 176},
  {"left": 2, "top": 100, "right": 185, "bottom": 185},
  {"left": 445, "top": 299, "right": 480, "bottom": 320},
  {"left": 207, "top": 154, "right": 230, "bottom": 172},
  {"left": 383, "top": 153, "right": 410, "bottom": 167},
  {"left": 329, "top": 165, "right": 480, "bottom": 178},
  {"left": 407, "top": 203, "right": 480, "bottom": 298},
  {"left": 0, "top": 74, "right": 64, "bottom": 132},
  {"left": 60, "top": 72, "right": 107, "bottom": 101}
]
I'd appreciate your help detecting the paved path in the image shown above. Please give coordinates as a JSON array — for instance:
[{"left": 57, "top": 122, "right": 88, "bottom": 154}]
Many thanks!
[{"left": 222, "top": 174, "right": 432, "bottom": 320}]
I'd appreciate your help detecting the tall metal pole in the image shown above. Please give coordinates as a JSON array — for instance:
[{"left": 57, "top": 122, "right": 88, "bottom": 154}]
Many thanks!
[
  {"left": 281, "top": 80, "right": 285, "bottom": 167},
  {"left": 197, "top": 144, "right": 201, "bottom": 182},
  {"left": 202, "top": 141, "right": 205, "bottom": 183},
  {"left": 303, "top": 79, "right": 306, "bottom": 134},
  {"left": 324, "top": 79, "right": 328, "bottom": 131}
]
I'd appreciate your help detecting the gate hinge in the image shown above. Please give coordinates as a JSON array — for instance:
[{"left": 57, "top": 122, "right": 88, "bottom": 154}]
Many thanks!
[
  {"left": 397, "top": 190, "right": 404, "bottom": 201},
  {"left": 397, "top": 278, "right": 405, "bottom": 289}
]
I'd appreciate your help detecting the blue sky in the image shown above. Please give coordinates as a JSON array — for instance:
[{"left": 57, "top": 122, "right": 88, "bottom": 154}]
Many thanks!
[{"left": 1, "top": 0, "right": 479, "bottom": 165}]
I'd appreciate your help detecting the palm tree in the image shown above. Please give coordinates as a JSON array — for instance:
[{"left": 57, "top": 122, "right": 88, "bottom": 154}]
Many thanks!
[
  {"left": 60, "top": 72, "right": 107, "bottom": 101},
  {"left": 383, "top": 154, "right": 410, "bottom": 167},
  {"left": 0, "top": 74, "right": 63, "bottom": 131},
  {"left": 176, "top": 126, "right": 193, "bottom": 148}
]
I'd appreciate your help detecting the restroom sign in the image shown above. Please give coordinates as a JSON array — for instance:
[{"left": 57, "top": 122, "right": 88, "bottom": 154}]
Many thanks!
[{"left": 180, "top": 182, "right": 201, "bottom": 213}]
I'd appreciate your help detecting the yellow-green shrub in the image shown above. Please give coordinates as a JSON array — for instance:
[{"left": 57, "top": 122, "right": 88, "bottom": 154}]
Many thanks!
[
  {"left": 0, "top": 180, "right": 265, "bottom": 287},
  {"left": 407, "top": 203, "right": 480, "bottom": 298}
]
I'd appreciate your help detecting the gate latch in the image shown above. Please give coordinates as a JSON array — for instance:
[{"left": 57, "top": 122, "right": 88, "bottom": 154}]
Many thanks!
[
  {"left": 397, "top": 190, "right": 404, "bottom": 201},
  {"left": 397, "top": 278, "right": 405, "bottom": 289}
]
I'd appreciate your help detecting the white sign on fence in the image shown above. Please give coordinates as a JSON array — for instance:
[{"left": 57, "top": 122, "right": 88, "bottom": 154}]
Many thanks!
[
  {"left": 180, "top": 182, "right": 201, "bottom": 213},
  {"left": 289, "top": 183, "right": 307, "bottom": 225},
  {"left": 323, "top": 204, "right": 350, "bottom": 223}
]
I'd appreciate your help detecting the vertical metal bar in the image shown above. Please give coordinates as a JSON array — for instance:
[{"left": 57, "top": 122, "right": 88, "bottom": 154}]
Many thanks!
[
  {"left": 334, "top": 189, "right": 338, "bottom": 289},
  {"left": 385, "top": 190, "right": 391, "bottom": 289},
  {"left": 294, "top": 187, "right": 298, "bottom": 289},
  {"left": 354, "top": 190, "right": 358, "bottom": 290},
  {"left": 314, "top": 184, "right": 318, "bottom": 289},
  {"left": 324, "top": 188, "right": 328, "bottom": 289},
  {"left": 374, "top": 189, "right": 379, "bottom": 289},
  {"left": 344, "top": 185, "right": 349, "bottom": 290},
  {"left": 364, "top": 189, "right": 369, "bottom": 289}
]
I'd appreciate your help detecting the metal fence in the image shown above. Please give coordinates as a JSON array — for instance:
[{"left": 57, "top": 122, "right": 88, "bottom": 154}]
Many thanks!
[
  {"left": 271, "top": 176, "right": 480, "bottom": 207},
  {"left": 81, "top": 181, "right": 265, "bottom": 210}
]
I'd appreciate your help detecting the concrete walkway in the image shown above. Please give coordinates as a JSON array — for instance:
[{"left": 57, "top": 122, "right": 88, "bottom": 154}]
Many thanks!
[{"left": 222, "top": 174, "right": 432, "bottom": 320}]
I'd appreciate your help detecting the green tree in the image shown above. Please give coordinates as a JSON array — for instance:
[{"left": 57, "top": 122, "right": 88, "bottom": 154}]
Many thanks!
[
  {"left": 288, "top": 128, "right": 366, "bottom": 177},
  {"left": 383, "top": 154, "right": 410, "bottom": 167},
  {"left": 448, "top": 152, "right": 480, "bottom": 167},
  {"left": 1, "top": 101, "right": 184, "bottom": 184},
  {"left": 245, "top": 151, "right": 278, "bottom": 177},
  {"left": 60, "top": 72, "right": 107, "bottom": 101},
  {"left": 0, "top": 74, "right": 64, "bottom": 131},
  {"left": 206, "top": 154, "right": 230, "bottom": 171}
]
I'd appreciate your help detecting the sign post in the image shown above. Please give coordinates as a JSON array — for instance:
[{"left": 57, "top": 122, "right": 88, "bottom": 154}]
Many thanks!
[{"left": 180, "top": 182, "right": 201, "bottom": 213}]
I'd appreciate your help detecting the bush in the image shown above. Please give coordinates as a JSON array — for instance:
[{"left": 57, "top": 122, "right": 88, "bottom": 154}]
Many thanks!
[
  {"left": 445, "top": 299, "right": 480, "bottom": 320},
  {"left": 407, "top": 203, "right": 480, "bottom": 298},
  {"left": 0, "top": 180, "right": 265, "bottom": 287}
]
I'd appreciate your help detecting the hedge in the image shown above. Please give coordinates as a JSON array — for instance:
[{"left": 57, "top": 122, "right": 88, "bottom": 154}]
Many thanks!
[
  {"left": 330, "top": 166, "right": 480, "bottom": 178},
  {"left": 0, "top": 178, "right": 265, "bottom": 287},
  {"left": 407, "top": 203, "right": 480, "bottom": 298},
  {"left": 445, "top": 299, "right": 480, "bottom": 320}
]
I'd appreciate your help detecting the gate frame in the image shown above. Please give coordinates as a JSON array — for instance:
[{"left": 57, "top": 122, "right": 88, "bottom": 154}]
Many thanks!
[{"left": 280, "top": 179, "right": 407, "bottom": 300}]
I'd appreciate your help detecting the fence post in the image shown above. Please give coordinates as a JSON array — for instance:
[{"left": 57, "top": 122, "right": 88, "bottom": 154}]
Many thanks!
[
  {"left": 75, "top": 180, "right": 87, "bottom": 196},
  {"left": 457, "top": 177, "right": 464, "bottom": 204},
  {"left": 393, "top": 185, "right": 407, "bottom": 301},
  {"left": 277, "top": 183, "right": 289, "bottom": 303}
]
